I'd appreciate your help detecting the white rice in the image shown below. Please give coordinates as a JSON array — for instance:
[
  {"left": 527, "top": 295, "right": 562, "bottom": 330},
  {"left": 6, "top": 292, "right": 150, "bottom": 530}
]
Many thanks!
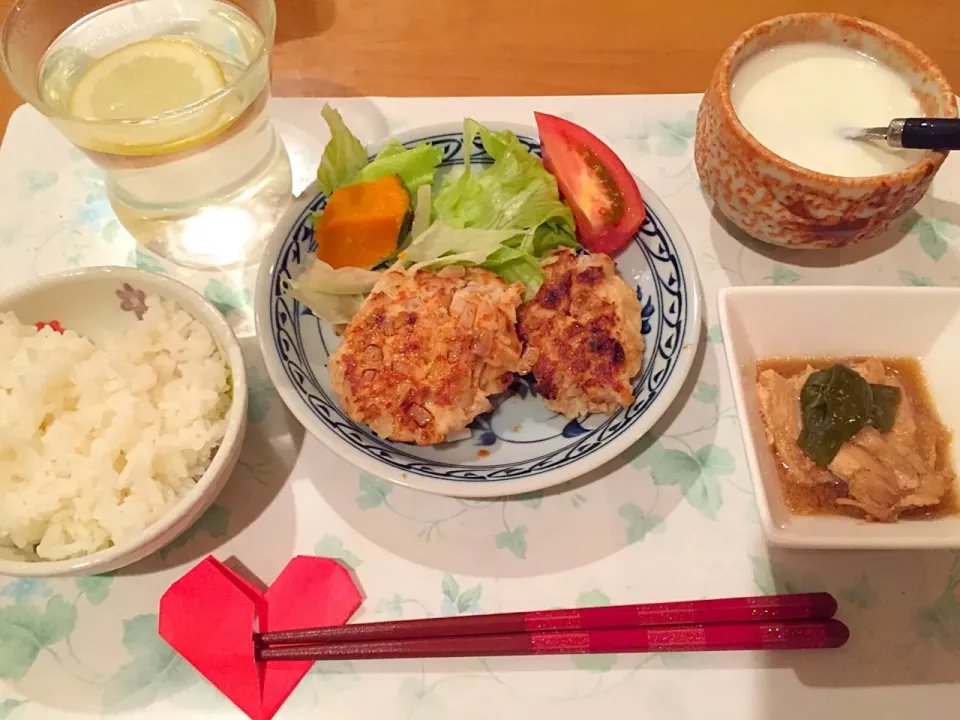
[{"left": 0, "top": 296, "right": 231, "bottom": 561}]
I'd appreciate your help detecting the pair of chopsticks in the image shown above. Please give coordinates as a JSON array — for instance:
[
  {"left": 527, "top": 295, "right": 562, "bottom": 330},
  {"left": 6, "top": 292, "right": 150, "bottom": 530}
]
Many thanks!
[{"left": 254, "top": 592, "right": 848, "bottom": 661}]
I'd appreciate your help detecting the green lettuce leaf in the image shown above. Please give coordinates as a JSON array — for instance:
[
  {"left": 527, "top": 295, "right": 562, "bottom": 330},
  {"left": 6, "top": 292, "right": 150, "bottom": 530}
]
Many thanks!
[
  {"left": 355, "top": 140, "right": 443, "bottom": 195},
  {"left": 429, "top": 119, "right": 578, "bottom": 296},
  {"left": 315, "top": 107, "right": 442, "bottom": 199},
  {"left": 402, "top": 221, "right": 520, "bottom": 271},
  {"left": 315, "top": 104, "right": 369, "bottom": 197},
  {"left": 410, "top": 184, "right": 433, "bottom": 240},
  {"left": 483, "top": 245, "right": 546, "bottom": 298},
  {"left": 433, "top": 119, "right": 576, "bottom": 240},
  {"left": 533, "top": 220, "right": 579, "bottom": 255}
]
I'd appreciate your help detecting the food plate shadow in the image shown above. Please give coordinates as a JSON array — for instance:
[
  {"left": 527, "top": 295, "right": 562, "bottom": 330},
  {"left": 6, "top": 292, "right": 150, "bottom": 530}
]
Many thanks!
[
  {"left": 925, "top": 196, "right": 960, "bottom": 228},
  {"left": 307, "top": 329, "right": 708, "bottom": 579},
  {"left": 757, "top": 547, "right": 960, "bottom": 690},
  {"left": 707, "top": 204, "right": 913, "bottom": 272},
  {"left": 116, "top": 403, "right": 305, "bottom": 576},
  {"left": 618, "top": 551, "right": 960, "bottom": 684}
]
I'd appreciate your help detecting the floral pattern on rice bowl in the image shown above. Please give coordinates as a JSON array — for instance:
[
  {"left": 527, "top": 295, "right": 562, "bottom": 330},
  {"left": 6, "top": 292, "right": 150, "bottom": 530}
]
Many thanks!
[{"left": 116, "top": 283, "right": 148, "bottom": 319}]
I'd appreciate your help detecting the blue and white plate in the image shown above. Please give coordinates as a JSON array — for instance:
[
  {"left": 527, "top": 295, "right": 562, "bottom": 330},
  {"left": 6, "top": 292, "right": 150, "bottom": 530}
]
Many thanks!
[{"left": 254, "top": 122, "right": 703, "bottom": 498}]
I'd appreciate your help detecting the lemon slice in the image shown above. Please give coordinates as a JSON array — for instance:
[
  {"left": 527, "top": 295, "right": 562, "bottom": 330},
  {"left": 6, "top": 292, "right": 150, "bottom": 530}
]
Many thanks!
[{"left": 68, "top": 38, "right": 230, "bottom": 154}]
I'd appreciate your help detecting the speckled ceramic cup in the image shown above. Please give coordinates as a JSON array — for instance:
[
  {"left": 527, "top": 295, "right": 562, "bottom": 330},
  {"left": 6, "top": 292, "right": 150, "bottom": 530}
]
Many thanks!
[{"left": 695, "top": 13, "right": 958, "bottom": 249}]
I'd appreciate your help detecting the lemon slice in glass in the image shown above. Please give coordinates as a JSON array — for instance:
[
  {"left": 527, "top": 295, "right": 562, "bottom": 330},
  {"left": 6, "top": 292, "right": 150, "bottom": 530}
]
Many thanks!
[{"left": 68, "top": 38, "right": 231, "bottom": 155}]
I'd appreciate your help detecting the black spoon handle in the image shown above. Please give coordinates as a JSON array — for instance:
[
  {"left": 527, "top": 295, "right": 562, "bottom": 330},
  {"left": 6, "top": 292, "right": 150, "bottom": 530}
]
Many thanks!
[{"left": 895, "top": 118, "right": 960, "bottom": 151}]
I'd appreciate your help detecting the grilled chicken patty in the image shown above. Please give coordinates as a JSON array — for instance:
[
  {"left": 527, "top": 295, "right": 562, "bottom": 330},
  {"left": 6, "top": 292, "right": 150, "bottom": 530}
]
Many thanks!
[
  {"left": 517, "top": 248, "right": 643, "bottom": 417},
  {"left": 329, "top": 265, "right": 533, "bottom": 445}
]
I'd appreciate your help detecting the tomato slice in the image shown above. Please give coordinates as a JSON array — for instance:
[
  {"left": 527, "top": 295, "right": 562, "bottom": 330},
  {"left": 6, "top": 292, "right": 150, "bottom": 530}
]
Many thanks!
[{"left": 535, "top": 112, "right": 646, "bottom": 254}]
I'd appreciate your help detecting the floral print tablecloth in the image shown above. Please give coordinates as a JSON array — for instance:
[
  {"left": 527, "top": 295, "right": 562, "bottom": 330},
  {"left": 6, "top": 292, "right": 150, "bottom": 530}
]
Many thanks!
[{"left": 1, "top": 95, "right": 959, "bottom": 720}]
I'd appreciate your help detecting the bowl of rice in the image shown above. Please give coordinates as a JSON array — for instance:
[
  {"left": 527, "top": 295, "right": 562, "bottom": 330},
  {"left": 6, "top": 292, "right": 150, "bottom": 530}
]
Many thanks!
[{"left": 0, "top": 266, "right": 247, "bottom": 576}]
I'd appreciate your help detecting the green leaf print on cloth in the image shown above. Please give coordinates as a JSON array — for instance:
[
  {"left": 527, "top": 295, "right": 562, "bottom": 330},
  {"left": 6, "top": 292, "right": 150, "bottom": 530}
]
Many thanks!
[
  {"left": 75, "top": 575, "right": 113, "bottom": 605},
  {"left": 518, "top": 491, "right": 544, "bottom": 509},
  {"left": 441, "top": 574, "right": 459, "bottom": 605},
  {"left": 126, "top": 248, "right": 168, "bottom": 275},
  {"left": 839, "top": 575, "right": 880, "bottom": 611},
  {"left": 102, "top": 614, "right": 197, "bottom": 711},
  {"left": 0, "top": 700, "right": 24, "bottom": 719},
  {"left": 913, "top": 559, "right": 960, "bottom": 651},
  {"left": 494, "top": 526, "right": 528, "bottom": 559},
  {"left": 203, "top": 278, "right": 251, "bottom": 317},
  {"left": 750, "top": 556, "right": 819, "bottom": 596},
  {"left": 900, "top": 270, "right": 934, "bottom": 287},
  {"left": 158, "top": 503, "right": 230, "bottom": 559},
  {"left": 901, "top": 214, "right": 960, "bottom": 262},
  {"left": 314, "top": 535, "right": 363, "bottom": 570},
  {"left": 619, "top": 502, "right": 665, "bottom": 544},
  {"left": 771, "top": 264, "right": 801, "bottom": 286},
  {"left": 355, "top": 474, "right": 393, "bottom": 510},
  {"left": 246, "top": 366, "right": 276, "bottom": 423},
  {"left": 706, "top": 324, "right": 723, "bottom": 344},
  {"left": 633, "top": 111, "right": 697, "bottom": 156},
  {"left": 648, "top": 443, "right": 734, "bottom": 520},
  {"left": 0, "top": 596, "right": 77, "bottom": 680},
  {"left": 439, "top": 574, "right": 483, "bottom": 616},
  {"left": 693, "top": 381, "right": 719, "bottom": 403}
]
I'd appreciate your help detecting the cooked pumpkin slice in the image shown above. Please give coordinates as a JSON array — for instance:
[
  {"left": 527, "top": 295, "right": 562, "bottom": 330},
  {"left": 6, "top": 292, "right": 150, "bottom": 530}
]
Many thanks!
[{"left": 315, "top": 174, "right": 410, "bottom": 269}]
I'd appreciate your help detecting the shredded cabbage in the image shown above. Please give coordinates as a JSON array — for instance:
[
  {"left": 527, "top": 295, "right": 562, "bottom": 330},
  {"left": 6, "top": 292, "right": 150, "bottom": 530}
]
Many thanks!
[{"left": 285, "top": 259, "right": 381, "bottom": 329}]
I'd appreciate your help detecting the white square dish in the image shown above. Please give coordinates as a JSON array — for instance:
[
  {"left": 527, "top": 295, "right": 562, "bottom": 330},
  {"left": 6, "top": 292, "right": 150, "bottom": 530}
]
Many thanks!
[{"left": 719, "top": 285, "right": 960, "bottom": 549}]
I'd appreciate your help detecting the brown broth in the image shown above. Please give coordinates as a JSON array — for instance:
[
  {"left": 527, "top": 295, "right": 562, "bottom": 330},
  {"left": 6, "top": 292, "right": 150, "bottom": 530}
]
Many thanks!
[{"left": 757, "top": 356, "right": 957, "bottom": 520}]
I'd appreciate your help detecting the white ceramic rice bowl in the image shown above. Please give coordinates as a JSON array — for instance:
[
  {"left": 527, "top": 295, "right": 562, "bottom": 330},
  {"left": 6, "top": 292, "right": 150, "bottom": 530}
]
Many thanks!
[{"left": 0, "top": 266, "right": 247, "bottom": 576}]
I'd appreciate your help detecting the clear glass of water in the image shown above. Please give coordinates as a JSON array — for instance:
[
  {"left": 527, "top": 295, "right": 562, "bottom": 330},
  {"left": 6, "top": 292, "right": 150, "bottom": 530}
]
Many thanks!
[{"left": 0, "top": 0, "right": 293, "bottom": 269}]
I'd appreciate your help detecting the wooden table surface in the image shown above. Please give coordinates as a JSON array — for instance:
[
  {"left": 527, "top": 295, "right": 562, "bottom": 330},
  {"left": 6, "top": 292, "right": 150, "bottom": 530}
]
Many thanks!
[{"left": 1, "top": 0, "right": 959, "bottom": 137}]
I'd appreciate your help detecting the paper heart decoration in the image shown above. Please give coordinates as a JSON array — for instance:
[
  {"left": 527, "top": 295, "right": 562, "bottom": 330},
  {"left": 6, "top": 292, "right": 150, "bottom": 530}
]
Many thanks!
[{"left": 159, "top": 555, "right": 362, "bottom": 720}]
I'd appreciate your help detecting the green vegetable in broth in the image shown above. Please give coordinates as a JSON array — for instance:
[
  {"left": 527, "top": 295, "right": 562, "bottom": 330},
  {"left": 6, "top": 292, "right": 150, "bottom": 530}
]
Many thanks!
[
  {"left": 798, "top": 365, "right": 873, "bottom": 468},
  {"left": 797, "top": 364, "right": 901, "bottom": 467},
  {"left": 868, "top": 383, "right": 902, "bottom": 433}
]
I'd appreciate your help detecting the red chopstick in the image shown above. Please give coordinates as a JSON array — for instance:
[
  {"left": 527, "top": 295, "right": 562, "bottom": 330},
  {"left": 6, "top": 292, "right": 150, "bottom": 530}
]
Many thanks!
[
  {"left": 256, "top": 620, "right": 849, "bottom": 661},
  {"left": 256, "top": 592, "right": 837, "bottom": 647}
]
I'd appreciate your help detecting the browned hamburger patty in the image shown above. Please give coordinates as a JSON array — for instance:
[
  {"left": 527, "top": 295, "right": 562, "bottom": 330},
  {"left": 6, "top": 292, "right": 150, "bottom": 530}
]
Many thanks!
[
  {"left": 517, "top": 248, "right": 643, "bottom": 417},
  {"left": 329, "top": 265, "right": 535, "bottom": 445}
]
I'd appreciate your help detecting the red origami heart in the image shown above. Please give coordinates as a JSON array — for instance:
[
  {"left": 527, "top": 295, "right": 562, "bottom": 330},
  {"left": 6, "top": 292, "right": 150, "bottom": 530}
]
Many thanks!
[{"left": 159, "top": 555, "right": 362, "bottom": 720}]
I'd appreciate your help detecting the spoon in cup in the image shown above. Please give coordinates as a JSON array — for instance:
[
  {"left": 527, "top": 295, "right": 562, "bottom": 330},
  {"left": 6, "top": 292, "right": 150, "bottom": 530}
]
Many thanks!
[{"left": 841, "top": 118, "right": 960, "bottom": 151}]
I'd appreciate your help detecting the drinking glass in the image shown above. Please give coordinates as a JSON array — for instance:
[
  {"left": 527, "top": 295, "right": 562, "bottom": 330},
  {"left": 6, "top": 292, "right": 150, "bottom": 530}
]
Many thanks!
[{"left": 0, "top": 0, "right": 293, "bottom": 268}]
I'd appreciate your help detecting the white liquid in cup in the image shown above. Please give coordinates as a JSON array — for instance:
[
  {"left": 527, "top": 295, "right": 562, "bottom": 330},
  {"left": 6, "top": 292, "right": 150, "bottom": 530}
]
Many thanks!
[{"left": 730, "top": 42, "right": 926, "bottom": 177}]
